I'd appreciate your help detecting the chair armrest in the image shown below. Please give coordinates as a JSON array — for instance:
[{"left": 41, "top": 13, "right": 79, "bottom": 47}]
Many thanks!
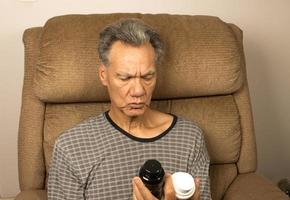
[
  {"left": 224, "top": 173, "right": 289, "bottom": 200},
  {"left": 15, "top": 190, "right": 47, "bottom": 200}
]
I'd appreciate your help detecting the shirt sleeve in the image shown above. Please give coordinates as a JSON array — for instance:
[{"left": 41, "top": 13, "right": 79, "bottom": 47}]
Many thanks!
[
  {"left": 190, "top": 130, "right": 212, "bottom": 200},
  {"left": 47, "top": 140, "right": 84, "bottom": 200}
]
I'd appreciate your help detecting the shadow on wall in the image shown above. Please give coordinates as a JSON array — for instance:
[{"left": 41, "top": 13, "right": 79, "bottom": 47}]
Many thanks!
[{"left": 244, "top": 35, "right": 289, "bottom": 183}]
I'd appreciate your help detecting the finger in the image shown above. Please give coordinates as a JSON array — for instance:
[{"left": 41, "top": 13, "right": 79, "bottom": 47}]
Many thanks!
[
  {"left": 133, "top": 177, "right": 157, "bottom": 200},
  {"left": 192, "top": 177, "right": 200, "bottom": 200},
  {"left": 132, "top": 177, "right": 144, "bottom": 200},
  {"left": 163, "top": 173, "right": 176, "bottom": 200},
  {"left": 133, "top": 193, "right": 137, "bottom": 200}
]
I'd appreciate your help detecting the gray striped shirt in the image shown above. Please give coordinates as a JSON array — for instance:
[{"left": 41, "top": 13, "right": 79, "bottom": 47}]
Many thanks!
[{"left": 48, "top": 111, "right": 211, "bottom": 199}]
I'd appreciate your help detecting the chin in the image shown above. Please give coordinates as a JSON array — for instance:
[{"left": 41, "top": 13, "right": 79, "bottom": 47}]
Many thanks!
[{"left": 124, "top": 108, "right": 146, "bottom": 117}]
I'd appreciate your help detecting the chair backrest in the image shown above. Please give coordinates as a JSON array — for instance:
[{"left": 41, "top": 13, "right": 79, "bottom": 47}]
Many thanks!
[{"left": 19, "top": 13, "right": 256, "bottom": 200}]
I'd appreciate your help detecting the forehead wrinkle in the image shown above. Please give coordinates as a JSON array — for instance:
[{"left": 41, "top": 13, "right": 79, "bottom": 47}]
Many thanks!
[{"left": 116, "top": 67, "right": 156, "bottom": 76}]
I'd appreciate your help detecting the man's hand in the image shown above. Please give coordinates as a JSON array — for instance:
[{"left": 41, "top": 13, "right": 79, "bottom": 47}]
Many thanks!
[
  {"left": 191, "top": 178, "right": 200, "bottom": 200},
  {"left": 132, "top": 173, "right": 200, "bottom": 200},
  {"left": 132, "top": 176, "right": 158, "bottom": 200}
]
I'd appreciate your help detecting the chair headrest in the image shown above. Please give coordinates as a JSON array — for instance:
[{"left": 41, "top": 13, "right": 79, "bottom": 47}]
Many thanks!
[{"left": 33, "top": 14, "right": 245, "bottom": 103}]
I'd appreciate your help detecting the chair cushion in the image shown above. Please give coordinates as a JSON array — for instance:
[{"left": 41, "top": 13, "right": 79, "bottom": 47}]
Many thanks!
[
  {"left": 210, "top": 164, "right": 238, "bottom": 200},
  {"left": 224, "top": 173, "right": 289, "bottom": 200},
  {"left": 15, "top": 189, "right": 47, "bottom": 200},
  {"left": 34, "top": 14, "right": 244, "bottom": 103}
]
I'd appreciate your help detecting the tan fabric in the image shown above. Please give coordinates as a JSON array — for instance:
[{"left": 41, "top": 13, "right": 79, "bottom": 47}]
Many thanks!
[
  {"left": 210, "top": 164, "right": 238, "bottom": 200},
  {"left": 34, "top": 14, "right": 244, "bottom": 103},
  {"left": 19, "top": 28, "right": 46, "bottom": 191},
  {"left": 234, "top": 82, "right": 257, "bottom": 173},
  {"left": 229, "top": 24, "right": 257, "bottom": 173},
  {"left": 18, "top": 13, "right": 287, "bottom": 200},
  {"left": 224, "top": 173, "right": 289, "bottom": 200},
  {"left": 170, "top": 96, "right": 241, "bottom": 164},
  {"left": 15, "top": 190, "right": 47, "bottom": 200}
]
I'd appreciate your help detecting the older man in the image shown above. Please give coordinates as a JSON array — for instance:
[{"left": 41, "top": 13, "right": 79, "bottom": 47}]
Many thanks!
[{"left": 48, "top": 18, "right": 211, "bottom": 200}]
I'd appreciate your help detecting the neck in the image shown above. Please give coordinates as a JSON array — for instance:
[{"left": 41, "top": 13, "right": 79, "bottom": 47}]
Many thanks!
[{"left": 108, "top": 107, "right": 152, "bottom": 134}]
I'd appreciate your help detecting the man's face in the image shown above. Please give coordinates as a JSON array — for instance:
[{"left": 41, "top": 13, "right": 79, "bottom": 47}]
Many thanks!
[{"left": 99, "top": 41, "right": 157, "bottom": 117}]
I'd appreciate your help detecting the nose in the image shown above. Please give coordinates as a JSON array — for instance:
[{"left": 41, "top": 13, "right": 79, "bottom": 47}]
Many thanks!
[{"left": 130, "top": 78, "right": 145, "bottom": 98}]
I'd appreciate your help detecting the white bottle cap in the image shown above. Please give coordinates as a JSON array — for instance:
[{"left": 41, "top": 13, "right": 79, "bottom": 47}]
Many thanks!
[{"left": 172, "top": 172, "right": 195, "bottom": 200}]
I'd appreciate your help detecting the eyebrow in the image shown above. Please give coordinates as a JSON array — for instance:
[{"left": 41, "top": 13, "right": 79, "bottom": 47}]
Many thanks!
[{"left": 116, "top": 70, "right": 156, "bottom": 78}]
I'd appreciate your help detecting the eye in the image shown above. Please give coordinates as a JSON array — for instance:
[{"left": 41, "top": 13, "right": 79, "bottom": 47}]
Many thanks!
[
  {"left": 119, "top": 76, "right": 131, "bottom": 81},
  {"left": 142, "top": 74, "right": 154, "bottom": 81}
]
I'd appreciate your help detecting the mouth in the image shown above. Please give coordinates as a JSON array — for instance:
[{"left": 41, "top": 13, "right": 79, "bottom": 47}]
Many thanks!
[{"left": 128, "top": 103, "right": 146, "bottom": 109}]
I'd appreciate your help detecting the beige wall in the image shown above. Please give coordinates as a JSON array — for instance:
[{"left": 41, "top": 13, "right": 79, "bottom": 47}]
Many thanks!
[{"left": 0, "top": 0, "right": 289, "bottom": 197}]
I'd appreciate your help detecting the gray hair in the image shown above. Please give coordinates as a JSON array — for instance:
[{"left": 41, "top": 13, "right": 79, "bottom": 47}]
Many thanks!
[{"left": 98, "top": 18, "right": 163, "bottom": 66}]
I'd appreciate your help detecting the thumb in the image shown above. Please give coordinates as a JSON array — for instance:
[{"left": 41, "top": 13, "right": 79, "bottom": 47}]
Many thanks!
[{"left": 192, "top": 177, "right": 200, "bottom": 200}]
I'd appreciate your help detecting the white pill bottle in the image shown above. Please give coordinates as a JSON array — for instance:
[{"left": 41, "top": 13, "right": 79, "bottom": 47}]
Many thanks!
[{"left": 172, "top": 172, "right": 195, "bottom": 200}]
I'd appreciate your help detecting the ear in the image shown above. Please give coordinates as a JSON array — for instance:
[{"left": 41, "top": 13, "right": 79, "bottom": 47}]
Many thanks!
[{"left": 98, "top": 64, "right": 108, "bottom": 86}]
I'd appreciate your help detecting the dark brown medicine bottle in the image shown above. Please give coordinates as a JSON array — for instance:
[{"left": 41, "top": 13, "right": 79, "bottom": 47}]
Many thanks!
[{"left": 139, "top": 159, "right": 165, "bottom": 199}]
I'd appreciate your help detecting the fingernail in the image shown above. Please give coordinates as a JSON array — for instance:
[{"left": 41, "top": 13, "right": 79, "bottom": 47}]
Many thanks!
[{"left": 133, "top": 177, "right": 140, "bottom": 183}]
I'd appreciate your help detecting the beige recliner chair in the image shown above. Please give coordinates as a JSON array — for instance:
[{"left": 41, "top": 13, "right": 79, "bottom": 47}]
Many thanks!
[{"left": 17, "top": 13, "right": 288, "bottom": 200}]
